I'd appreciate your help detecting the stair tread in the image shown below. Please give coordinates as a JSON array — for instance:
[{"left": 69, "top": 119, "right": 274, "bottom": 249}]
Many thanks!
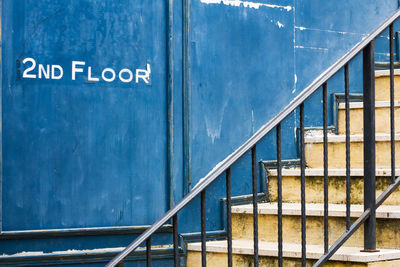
[
  {"left": 0, "top": 245, "right": 172, "bottom": 258},
  {"left": 0, "top": 247, "right": 125, "bottom": 258},
  {"left": 187, "top": 239, "right": 400, "bottom": 262},
  {"left": 267, "top": 168, "right": 400, "bottom": 176},
  {"left": 305, "top": 133, "right": 400, "bottom": 143},
  {"left": 375, "top": 69, "right": 400, "bottom": 77},
  {"left": 338, "top": 100, "right": 400, "bottom": 109},
  {"left": 232, "top": 203, "right": 400, "bottom": 218}
]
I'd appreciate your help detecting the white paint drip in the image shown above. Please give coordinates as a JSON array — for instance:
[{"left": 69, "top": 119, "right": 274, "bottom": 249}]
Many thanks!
[
  {"left": 295, "top": 45, "right": 328, "bottom": 51},
  {"left": 292, "top": 74, "right": 297, "bottom": 94},
  {"left": 269, "top": 19, "right": 285, "bottom": 28},
  {"left": 205, "top": 100, "right": 228, "bottom": 144},
  {"left": 251, "top": 110, "right": 255, "bottom": 133},
  {"left": 200, "top": 0, "right": 292, "bottom": 11},
  {"left": 276, "top": 21, "right": 284, "bottom": 28},
  {"left": 376, "top": 53, "right": 391, "bottom": 56}
]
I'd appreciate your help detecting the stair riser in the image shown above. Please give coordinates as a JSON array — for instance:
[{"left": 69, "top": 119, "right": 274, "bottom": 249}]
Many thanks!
[
  {"left": 338, "top": 107, "right": 400, "bottom": 135},
  {"left": 187, "top": 251, "right": 400, "bottom": 267},
  {"left": 305, "top": 141, "right": 400, "bottom": 168},
  {"left": 267, "top": 175, "right": 400, "bottom": 205},
  {"left": 375, "top": 76, "right": 400, "bottom": 102},
  {"left": 232, "top": 214, "right": 400, "bottom": 249}
]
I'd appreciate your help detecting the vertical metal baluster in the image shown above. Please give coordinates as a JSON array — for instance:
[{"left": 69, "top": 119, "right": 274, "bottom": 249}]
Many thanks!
[
  {"left": 323, "top": 83, "right": 329, "bottom": 254},
  {"left": 226, "top": 168, "right": 233, "bottom": 267},
  {"left": 252, "top": 146, "right": 259, "bottom": 267},
  {"left": 173, "top": 215, "right": 180, "bottom": 267},
  {"left": 146, "top": 237, "right": 151, "bottom": 267},
  {"left": 201, "top": 190, "right": 207, "bottom": 267},
  {"left": 363, "top": 41, "right": 377, "bottom": 252},
  {"left": 300, "top": 103, "right": 306, "bottom": 266},
  {"left": 345, "top": 63, "right": 351, "bottom": 231},
  {"left": 390, "top": 24, "right": 396, "bottom": 184},
  {"left": 276, "top": 123, "right": 283, "bottom": 267},
  {"left": 396, "top": 31, "right": 400, "bottom": 62}
]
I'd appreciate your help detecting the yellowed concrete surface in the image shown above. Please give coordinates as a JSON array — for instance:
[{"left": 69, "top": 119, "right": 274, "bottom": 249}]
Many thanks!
[
  {"left": 268, "top": 175, "right": 400, "bottom": 205},
  {"left": 187, "top": 251, "right": 400, "bottom": 266},
  {"left": 187, "top": 251, "right": 251, "bottom": 267},
  {"left": 375, "top": 76, "right": 400, "bottom": 101},
  {"left": 305, "top": 141, "right": 400, "bottom": 168},
  {"left": 338, "top": 107, "right": 400, "bottom": 135},
  {"left": 336, "top": 75, "right": 400, "bottom": 135},
  {"left": 367, "top": 260, "right": 400, "bottom": 267},
  {"left": 232, "top": 213, "right": 400, "bottom": 249}
]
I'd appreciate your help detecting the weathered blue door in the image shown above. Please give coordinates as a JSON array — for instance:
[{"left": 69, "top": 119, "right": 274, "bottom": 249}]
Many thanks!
[{"left": 2, "top": 1, "right": 168, "bottom": 230}]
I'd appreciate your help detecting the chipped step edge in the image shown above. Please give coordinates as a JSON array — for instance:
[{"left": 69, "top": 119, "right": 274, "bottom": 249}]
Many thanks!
[
  {"left": 375, "top": 69, "right": 400, "bottom": 77},
  {"left": 304, "top": 133, "right": 400, "bottom": 143},
  {"left": 231, "top": 203, "right": 400, "bottom": 219},
  {"left": 338, "top": 100, "right": 400, "bottom": 109},
  {"left": 187, "top": 240, "right": 400, "bottom": 263},
  {"left": 0, "top": 247, "right": 125, "bottom": 259},
  {"left": 266, "top": 168, "right": 400, "bottom": 177},
  {"left": 0, "top": 245, "right": 173, "bottom": 259}
]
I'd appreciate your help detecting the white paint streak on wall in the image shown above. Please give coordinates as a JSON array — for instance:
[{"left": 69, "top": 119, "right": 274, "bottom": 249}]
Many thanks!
[
  {"left": 268, "top": 19, "right": 284, "bottom": 28},
  {"left": 295, "top": 45, "right": 328, "bottom": 51},
  {"left": 200, "top": 0, "right": 292, "bottom": 11},
  {"left": 378, "top": 35, "right": 390, "bottom": 40},
  {"left": 251, "top": 110, "right": 255, "bottom": 133},
  {"left": 205, "top": 100, "right": 229, "bottom": 143},
  {"left": 292, "top": 75, "right": 297, "bottom": 94},
  {"left": 295, "top": 26, "right": 366, "bottom": 36}
]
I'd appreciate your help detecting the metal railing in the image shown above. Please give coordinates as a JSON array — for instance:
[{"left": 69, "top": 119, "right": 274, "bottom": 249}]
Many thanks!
[{"left": 107, "top": 8, "right": 400, "bottom": 267}]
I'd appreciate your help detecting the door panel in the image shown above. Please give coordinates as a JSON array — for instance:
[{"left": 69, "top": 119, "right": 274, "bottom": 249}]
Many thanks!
[{"left": 2, "top": 0, "right": 168, "bottom": 230}]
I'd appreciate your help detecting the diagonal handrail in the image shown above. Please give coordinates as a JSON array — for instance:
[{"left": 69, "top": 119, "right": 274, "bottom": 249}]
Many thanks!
[{"left": 107, "top": 8, "right": 400, "bottom": 267}]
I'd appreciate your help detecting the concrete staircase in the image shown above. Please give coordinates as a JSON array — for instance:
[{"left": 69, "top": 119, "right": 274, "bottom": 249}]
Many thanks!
[{"left": 186, "top": 71, "right": 400, "bottom": 266}]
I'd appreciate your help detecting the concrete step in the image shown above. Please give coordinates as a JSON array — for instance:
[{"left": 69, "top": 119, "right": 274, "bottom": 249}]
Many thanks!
[
  {"left": 375, "top": 70, "right": 400, "bottom": 102},
  {"left": 231, "top": 203, "right": 400, "bottom": 249},
  {"left": 304, "top": 133, "right": 400, "bottom": 168},
  {"left": 266, "top": 168, "right": 400, "bottom": 205},
  {"left": 337, "top": 101, "right": 400, "bottom": 135},
  {"left": 0, "top": 247, "right": 126, "bottom": 266},
  {"left": 187, "top": 239, "right": 400, "bottom": 267},
  {"left": 335, "top": 70, "right": 400, "bottom": 135},
  {"left": 0, "top": 245, "right": 174, "bottom": 266}
]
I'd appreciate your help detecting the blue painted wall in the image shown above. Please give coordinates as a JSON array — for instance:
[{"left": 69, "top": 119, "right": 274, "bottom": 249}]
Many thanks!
[
  {"left": 1, "top": 0, "right": 399, "bottom": 264},
  {"left": 188, "top": 0, "right": 397, "bottom": 188},
  {"left": 182, "top": 0, "right": 398, "bottom": 233},
  {"left": 2, "top": 0, "right": 169, "bottom": 231}
]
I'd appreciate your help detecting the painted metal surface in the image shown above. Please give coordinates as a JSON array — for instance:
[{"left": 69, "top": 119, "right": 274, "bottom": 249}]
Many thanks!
[
  {"left": 188, "top": 0, "right": 397, "bottom": 189},
  {"left": 2, "top": 0, "right": 169, "bottom": 231},
  {"left": 2, "top": 0, "right": 400, "bottom": 264},
  {"left": 179, "top": 0, "right": 398, "bottom": 235}
]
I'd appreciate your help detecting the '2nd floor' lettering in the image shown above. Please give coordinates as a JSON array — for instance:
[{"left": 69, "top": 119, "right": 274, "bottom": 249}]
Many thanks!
[{"left": 21, "top": 58, "right": 151, "bottom": 84}]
